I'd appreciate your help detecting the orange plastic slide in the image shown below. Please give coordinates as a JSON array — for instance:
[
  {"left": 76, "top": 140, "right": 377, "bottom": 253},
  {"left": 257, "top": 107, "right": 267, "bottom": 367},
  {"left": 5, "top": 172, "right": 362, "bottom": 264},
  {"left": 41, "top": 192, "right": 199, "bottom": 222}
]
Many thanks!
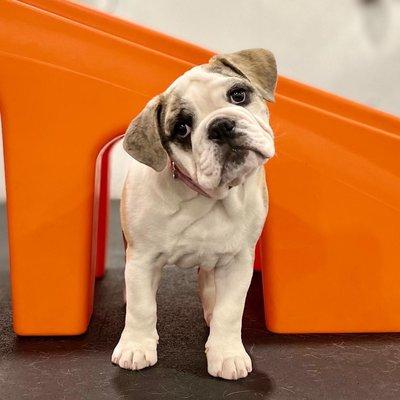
[{"left": 1, "top": 0, "right": 399, "bottom": 335}]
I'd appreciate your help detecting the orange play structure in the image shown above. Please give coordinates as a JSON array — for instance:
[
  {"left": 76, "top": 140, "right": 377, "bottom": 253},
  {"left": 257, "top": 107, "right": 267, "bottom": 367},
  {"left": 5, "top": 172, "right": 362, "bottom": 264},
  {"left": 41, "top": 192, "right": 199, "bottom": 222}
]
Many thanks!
[{"left": 1, "top": 0, "right": 399, "bottom": 335}]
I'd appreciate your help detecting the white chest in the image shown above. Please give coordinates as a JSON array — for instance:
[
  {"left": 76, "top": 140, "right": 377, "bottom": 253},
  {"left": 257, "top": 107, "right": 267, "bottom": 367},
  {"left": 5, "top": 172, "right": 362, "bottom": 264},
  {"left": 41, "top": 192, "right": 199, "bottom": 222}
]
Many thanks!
[
  {"left": 122, "top": 163, "right": 268, "bottom": 270},
  {"left": 163, "top": 202, "right": 252, "bottom": 268}
]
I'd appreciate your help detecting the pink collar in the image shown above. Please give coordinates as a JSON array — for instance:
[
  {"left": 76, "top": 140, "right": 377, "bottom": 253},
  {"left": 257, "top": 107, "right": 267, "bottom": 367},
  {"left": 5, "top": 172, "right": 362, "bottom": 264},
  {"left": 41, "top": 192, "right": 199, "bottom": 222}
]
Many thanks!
[{"left": 170, "top": 160, "right": 211, "bottom": 198}]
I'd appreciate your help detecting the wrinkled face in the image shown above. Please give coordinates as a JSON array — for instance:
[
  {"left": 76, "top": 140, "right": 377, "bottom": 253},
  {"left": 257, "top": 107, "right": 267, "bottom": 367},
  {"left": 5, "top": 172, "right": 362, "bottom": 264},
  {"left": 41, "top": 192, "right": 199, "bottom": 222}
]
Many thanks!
[
  {"left": 160, "top": 66, "right": 275, "bottom": 197},
  {"left": 123, "top": 48, "right": 277, "bottom": 199}
]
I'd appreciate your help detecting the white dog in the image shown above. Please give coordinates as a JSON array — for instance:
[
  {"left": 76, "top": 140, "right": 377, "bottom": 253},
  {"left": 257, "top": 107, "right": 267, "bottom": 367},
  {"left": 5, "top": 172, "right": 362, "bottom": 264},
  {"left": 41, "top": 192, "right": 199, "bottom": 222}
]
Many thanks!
[{"left": 111, "top": 49, "right": 277, "bottom": 380}]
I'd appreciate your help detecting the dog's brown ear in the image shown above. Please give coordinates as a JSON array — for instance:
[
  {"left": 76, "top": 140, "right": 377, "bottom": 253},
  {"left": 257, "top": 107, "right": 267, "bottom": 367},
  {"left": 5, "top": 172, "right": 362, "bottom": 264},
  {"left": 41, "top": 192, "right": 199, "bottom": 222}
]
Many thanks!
[
  {"left": 123, "top": 96, "right": 168, "bottom": 172},
  {"left": 209, "top": 48, "right": 277, "bottom": 102}
]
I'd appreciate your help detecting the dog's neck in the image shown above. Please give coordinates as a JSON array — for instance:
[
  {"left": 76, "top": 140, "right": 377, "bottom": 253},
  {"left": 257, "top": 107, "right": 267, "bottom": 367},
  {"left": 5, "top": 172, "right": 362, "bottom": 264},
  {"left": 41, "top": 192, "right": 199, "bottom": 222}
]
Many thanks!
[
  {"left": 151, "top": 160, "right": 265, "bottom": 214},
  {"left": 169, "top": 160, "right": 212, "bottom": 199}
]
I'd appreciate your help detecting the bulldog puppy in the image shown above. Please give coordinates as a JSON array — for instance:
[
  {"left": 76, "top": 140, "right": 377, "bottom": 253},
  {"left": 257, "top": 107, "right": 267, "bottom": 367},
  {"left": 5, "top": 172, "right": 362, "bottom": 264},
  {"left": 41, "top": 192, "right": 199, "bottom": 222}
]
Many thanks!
[{"left": 112, "top": 49, "right": 277, "bottom": 380}]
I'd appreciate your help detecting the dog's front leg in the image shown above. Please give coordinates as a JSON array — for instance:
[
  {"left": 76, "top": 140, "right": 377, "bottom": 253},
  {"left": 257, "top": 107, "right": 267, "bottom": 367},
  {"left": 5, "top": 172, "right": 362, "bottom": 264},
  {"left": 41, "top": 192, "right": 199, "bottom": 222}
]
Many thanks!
[
  {"left": 112, "top": 246, "right": 162, "bottom": 370},
  {"left": 205, "top": 250, "right": 253, "bottom": 380}
]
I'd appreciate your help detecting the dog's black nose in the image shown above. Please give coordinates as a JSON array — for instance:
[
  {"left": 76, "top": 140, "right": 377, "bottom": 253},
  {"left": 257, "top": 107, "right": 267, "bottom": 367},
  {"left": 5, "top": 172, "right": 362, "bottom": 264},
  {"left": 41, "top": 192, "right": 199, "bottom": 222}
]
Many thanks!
[{"left": 208, "top": 118, "right": 235, "bottom": 142}]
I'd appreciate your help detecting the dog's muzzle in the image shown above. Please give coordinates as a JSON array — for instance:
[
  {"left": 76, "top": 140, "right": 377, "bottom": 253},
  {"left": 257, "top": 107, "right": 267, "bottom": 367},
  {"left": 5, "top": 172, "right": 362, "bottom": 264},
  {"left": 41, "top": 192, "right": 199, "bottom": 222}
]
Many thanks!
[
  {"left": 205, "top": 113, "right": 272, "bottom": 160},
  {"left": 193, "top": 106, "right": 275, "bottom": 194}
]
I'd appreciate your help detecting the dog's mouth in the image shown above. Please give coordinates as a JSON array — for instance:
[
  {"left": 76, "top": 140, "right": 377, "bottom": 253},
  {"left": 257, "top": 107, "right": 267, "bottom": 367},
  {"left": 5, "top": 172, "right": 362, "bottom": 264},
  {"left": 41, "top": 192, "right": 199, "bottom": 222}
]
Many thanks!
[
  {"left": 215, "top": 143, "right": 266, "bottom": 189},
  {"left": 221, "top": 139, "right": 271, "bottom": 168},
  {"left": 223, "top": 126, "right": 273, "bottom": 159},
  {"left": 230, "top": 145, "right": 269, "bottom": 160}
]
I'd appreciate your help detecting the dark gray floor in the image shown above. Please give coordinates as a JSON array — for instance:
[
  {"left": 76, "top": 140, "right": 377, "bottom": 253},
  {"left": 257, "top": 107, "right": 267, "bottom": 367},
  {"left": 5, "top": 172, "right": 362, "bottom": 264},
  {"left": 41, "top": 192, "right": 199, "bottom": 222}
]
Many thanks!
[{"left": 1, "top": 201, "right": 400, "bottom": 400}]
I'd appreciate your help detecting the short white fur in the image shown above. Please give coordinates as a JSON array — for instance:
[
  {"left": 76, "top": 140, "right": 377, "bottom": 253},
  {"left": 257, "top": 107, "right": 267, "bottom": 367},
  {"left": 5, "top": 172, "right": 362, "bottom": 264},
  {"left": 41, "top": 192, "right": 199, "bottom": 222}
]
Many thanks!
[{"left": 112, "top": 54, "right": 276, "bottom": 380}]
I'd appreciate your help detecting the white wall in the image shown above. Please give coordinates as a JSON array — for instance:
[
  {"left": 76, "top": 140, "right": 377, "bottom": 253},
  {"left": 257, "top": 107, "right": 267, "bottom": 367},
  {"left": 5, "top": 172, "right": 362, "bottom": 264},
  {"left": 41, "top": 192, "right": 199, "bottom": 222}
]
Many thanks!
[{"left": 1, "top": 0, "right": 400, "bottom": 201}]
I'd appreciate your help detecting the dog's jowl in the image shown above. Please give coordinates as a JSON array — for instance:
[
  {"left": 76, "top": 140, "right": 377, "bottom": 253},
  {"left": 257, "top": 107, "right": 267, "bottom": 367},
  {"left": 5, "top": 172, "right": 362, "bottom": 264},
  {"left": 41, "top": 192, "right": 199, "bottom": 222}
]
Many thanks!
[{"left": 112, "top": 48, "right": 277, "bottom": 380}]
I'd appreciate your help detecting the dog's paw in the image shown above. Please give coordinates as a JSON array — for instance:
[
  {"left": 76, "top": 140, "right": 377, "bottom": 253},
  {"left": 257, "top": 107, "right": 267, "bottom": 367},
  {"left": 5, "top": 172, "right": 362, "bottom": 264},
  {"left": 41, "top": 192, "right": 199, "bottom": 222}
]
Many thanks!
[
  {"left": 206, "top": 344, "right": 252, "bottom": 380},
  {"left": 111, "top": 339, "right": 157, "bottom": 371}
]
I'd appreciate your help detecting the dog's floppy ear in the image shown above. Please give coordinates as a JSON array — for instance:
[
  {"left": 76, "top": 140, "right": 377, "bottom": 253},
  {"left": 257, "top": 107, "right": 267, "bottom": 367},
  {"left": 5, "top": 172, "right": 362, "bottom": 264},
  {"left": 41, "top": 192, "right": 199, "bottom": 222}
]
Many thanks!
[
  {"left": 123, "top": 96, "right": 168, "bottom": 172},
  {"left": 209, "top": 48, "right": 277, "bottom": 102}
]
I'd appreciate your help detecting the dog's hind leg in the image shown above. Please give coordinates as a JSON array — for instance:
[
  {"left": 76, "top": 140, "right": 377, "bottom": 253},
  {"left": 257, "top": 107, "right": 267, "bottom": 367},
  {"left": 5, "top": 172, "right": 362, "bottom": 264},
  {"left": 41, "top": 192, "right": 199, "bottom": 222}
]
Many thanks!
[{"left": 198, "top": 267, "right": 215, "bottom": 327}]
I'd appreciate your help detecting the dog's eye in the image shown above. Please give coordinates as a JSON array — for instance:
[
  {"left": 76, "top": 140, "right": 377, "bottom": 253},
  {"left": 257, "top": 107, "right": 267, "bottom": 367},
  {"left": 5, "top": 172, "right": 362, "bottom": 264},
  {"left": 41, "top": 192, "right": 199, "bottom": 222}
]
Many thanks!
[
  {"left": 173, "top": 122, "right": 191, "bottom": 138},
  {"left": 229, "top": 89, "right": 246, "bottom": 105}
]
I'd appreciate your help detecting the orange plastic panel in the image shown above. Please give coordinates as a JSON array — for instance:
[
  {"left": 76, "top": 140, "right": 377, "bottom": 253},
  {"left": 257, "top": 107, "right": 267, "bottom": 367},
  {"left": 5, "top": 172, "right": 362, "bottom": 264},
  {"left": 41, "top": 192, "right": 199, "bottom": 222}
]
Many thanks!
[
  {"left": 263, "top": 98, "right": 400, "bottom": 333},
  {"left": 1, "top": 0, "right": 399, "bottom": 335},
  {"left": 0, "top": 0, "right": 195, "bottom": 335}
]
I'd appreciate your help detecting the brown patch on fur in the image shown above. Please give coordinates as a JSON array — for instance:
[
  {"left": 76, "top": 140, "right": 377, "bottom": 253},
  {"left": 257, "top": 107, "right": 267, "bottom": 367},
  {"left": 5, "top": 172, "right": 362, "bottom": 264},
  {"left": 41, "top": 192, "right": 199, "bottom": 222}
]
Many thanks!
[
  {"left": 123, "top": 96, "right": 168, "bottom": 172},
  {"left": 208, "top": 48, "right": 277, "bottom": 101}
]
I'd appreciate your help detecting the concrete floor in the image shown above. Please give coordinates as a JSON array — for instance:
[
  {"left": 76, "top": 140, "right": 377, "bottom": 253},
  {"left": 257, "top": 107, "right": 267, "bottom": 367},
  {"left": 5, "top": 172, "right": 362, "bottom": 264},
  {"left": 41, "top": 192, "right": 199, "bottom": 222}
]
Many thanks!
[{"left": 1, "top": 202, "right": 400, "bottom": 400}]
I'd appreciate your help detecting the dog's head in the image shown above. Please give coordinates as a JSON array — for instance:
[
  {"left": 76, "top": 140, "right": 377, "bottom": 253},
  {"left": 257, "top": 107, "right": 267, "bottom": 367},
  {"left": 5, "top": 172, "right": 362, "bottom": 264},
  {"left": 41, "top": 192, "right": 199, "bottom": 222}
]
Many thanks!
[{"left": 123, "top": 48, "right": 277, "bottom": 198}]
